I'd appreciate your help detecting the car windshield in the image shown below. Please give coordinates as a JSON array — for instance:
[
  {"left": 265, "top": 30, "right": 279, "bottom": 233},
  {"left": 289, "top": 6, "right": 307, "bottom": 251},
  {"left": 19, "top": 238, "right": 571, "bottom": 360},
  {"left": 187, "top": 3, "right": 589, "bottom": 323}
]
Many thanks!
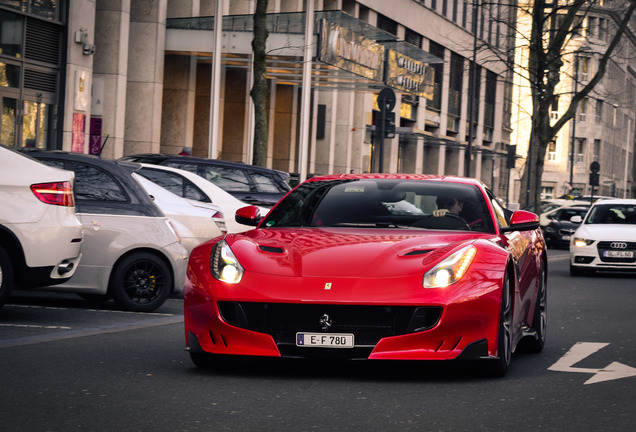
[
  {"left": 260, "top": 179, "right": 495, "bottom": 233},
  {"left": 585, "top": 203, "right": 636, "bottom": 224}
]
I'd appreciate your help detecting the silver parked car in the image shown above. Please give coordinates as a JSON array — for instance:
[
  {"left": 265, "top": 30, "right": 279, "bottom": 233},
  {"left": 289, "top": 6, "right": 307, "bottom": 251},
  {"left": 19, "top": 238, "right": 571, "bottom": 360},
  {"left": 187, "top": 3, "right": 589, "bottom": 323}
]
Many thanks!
[{"left": 21, "top": 149, "right": 188, "bottom": 312}]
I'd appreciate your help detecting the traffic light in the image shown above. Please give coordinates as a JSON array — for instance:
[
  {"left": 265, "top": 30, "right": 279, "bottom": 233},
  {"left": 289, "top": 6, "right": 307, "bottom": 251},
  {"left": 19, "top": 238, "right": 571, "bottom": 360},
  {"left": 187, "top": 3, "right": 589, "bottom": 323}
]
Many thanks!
[
  {"left": 507, "top": 145, "right": 516, "bottom": 169},
  {"left": 589, "top": 172, "right": 599, "bottom": 186},
  {"left": 384, "top": 111, "right": 396, "bottom": 139}
]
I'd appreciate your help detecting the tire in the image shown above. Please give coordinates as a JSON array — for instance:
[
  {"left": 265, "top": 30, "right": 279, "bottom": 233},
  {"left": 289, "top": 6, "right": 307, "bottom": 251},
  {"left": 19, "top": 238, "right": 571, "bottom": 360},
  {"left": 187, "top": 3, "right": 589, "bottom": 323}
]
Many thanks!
[
  {"left": 523, "top": 263, "right": 547, "bottom": 353},
  {"left": 109, "top": 252, "right": 172, "bottom": 312},
  {"left": 0, "top": 246, "right": 14, "bottom": 309},
  {"left": 487, "top": 274, "right": 513, "bottom": 377}
]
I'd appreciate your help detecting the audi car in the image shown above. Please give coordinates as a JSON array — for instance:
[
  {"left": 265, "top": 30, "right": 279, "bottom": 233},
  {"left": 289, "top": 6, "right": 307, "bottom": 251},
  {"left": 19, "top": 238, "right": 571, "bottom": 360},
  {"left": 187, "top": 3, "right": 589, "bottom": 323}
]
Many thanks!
[
  {"left": 184, "top": 174, "right": 547, "bottom": 376},
  {"left": 569, "top": 199, "right": 636, "bottom": 276}
]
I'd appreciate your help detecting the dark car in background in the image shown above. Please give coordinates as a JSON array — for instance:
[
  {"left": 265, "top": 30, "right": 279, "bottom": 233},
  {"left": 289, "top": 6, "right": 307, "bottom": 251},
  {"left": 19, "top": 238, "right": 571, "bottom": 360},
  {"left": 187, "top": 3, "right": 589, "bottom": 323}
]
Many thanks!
[
  {"left": 542, "top": 205, "right": 589, "bottom": 249},
  {"left": 118, "top": 154, "right": 291, "bottom": 207}
]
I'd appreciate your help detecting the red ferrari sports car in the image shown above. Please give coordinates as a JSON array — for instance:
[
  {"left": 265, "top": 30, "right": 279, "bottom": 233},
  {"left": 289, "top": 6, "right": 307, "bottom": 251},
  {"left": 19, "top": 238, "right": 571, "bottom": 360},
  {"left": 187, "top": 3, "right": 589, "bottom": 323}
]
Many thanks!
[{"left": 184, "top": 174, "right": 547, "bottom": 376}]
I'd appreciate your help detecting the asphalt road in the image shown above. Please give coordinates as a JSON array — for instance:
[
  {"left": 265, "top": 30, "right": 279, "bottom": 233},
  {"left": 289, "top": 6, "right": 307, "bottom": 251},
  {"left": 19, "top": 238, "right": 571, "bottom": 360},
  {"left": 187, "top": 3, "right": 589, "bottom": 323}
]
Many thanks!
[{"left": 1, "top": 249, "right": 634, "bottom": 432}]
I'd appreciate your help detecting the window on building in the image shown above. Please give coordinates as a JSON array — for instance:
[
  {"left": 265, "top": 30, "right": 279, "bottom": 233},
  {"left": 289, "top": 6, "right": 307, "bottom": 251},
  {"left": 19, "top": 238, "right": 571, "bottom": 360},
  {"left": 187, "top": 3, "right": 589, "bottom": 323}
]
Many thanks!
[
  {"left": 593, "top": 139, "right": 601, "bottom": 161},
  {"left": 595, "top": 99, "right": 603, "bottom": 124},
  {"left": 576, "top": 138, "right": 586, "bottom": 163},
  {"left": 551, "top": 96, "right": 559, "bottom": 120},
  {"left": 462, "top": 1, "right": 468, "bottom": 28},
  {"left": 429, "top": 41, "right": 445, "bottom": 112},
  {"left": 588, "top": 17, "right": 598, "bottom": 38},
  {"left": 547, "top": 141, "right": 557, "bottom": 161},
  {"left": 541, "top": 186, "right": 555, "bottom": 200},
  {"left": 404, "top": 28, "right": 422, "bottom": 48},
  {"left": 578, "top": 98, "right": 587, "bottom": 122},
  {"left": 377, "top": 14, "right": 398, "bottom": 35},
  {"left": 483, "top": 70, "right": 496, "bottom": 140},
  {"left": 448, "top": 52, "right": 464, "bottom": 132},
  {"left": 580, "top": 57, "right": 590, "bottom": 81}
]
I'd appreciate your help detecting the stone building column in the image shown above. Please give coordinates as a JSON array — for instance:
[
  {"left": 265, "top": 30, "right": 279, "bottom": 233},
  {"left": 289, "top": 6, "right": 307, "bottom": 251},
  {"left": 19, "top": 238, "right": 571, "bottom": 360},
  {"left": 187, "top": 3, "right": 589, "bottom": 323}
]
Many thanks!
[
  {"left": 63, "top": 0, "right": 96, "bottom": 152},
  {"left": 93, "top": 0, "right": 130, "bottom": 159},
  {"left": 124, "top": 0, "right": 167, "bottom": 155}
]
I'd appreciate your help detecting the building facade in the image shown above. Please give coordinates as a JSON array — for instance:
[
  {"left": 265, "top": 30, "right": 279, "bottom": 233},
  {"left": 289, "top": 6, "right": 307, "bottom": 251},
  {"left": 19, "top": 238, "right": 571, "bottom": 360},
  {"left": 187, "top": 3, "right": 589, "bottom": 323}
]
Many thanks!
[
  {"left": 511, "top": 0, "right": 636, "bottom": 203},
  {"left": 1, "top": 0, "right": 517, "bottom": 198}
]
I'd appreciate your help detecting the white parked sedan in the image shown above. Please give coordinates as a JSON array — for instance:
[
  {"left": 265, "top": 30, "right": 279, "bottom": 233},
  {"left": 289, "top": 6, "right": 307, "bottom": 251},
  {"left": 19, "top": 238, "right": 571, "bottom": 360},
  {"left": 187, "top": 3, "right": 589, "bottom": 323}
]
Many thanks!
[
  {"left": 133, "top": 174, "right": 224, "bottom": 255},
  {"left": 0, "top": 146, "right": 83, "bottom": 308},
  {"left": 136, "top": 164, "right": 269, "bottom": 233},
  {"left": 569, "top": 199, "right": 636, "bottom": 276}
]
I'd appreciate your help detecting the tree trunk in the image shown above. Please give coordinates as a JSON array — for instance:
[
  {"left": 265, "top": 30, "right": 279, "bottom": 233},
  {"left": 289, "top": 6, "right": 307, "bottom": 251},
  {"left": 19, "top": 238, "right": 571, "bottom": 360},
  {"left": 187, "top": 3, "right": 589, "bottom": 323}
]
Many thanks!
[{"left": 250, "top": 0, "right": 269, "bottom": 167}]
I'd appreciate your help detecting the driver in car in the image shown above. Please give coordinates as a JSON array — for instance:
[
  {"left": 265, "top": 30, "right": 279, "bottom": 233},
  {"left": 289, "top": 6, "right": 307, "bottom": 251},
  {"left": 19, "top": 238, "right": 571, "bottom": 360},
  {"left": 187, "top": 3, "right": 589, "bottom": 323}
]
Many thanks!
[{"left": 433, "top": 196, "right": 464, "bottom": 217}]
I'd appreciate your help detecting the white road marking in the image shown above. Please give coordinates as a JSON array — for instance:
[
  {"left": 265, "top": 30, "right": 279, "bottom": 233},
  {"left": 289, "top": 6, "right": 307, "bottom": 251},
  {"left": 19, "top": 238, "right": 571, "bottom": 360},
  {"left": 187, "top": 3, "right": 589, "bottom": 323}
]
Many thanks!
[{"left": 548, "top": 342, "right": 636, "bottom": 384}]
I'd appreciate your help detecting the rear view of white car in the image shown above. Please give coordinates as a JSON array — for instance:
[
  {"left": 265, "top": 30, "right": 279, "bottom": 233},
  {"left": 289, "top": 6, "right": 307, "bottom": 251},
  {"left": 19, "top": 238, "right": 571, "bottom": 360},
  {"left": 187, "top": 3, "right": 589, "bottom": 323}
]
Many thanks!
[
  {"left": 570, "top": 199, "right": 636, "bottom": 276},
  {"left": 134, "top": 174, "right": 224, "bottom": 255},
  {"left": 0, "top": 146, "right": 83, "bottom": 308}
]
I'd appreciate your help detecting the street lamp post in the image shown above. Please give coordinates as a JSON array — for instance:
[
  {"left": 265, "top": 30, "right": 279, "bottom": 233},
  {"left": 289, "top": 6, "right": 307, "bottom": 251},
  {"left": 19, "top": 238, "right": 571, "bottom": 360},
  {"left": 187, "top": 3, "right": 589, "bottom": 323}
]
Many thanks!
[
  {"left": 569, "top": 53, "right": 579, "bottom": 189},
  {"left": 465, "top": 0, "right": 480, "bottom": 178}
]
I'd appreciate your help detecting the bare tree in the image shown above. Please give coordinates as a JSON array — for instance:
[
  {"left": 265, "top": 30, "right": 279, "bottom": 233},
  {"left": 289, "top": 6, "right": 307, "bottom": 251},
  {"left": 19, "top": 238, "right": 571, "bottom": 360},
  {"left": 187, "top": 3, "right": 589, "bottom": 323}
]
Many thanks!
[
  {"left": 251, "top": 0, "right": 269, "bottom": 167},
  {"left": 518, "top": 0, "right": 636, "bottom": 211}
]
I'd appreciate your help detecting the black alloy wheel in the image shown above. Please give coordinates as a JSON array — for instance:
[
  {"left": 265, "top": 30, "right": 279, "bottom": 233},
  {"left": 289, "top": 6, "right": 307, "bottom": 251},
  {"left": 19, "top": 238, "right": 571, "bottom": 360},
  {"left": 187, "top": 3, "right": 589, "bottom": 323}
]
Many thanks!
[
  {"left": 110, "top": 252, "right": 171, "bottom": 312},
  {"left": 488, "top": 273, "right": 513, "bottom": 377}
]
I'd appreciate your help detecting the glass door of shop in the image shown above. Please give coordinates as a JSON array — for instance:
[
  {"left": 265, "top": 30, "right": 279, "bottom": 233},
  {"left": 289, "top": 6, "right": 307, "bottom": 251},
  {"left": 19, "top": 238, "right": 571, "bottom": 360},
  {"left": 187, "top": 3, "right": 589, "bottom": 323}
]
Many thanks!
[{"left": 1, "top": 93, "right": 55, "bottom": 149}]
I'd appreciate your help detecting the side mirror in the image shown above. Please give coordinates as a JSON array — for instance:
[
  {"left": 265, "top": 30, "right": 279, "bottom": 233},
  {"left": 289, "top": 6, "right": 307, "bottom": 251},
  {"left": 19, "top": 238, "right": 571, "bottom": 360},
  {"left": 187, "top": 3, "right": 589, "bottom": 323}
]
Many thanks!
[
  {"left": 501, "top": 210, "right": 540, "bottom": 232},
  {"left": 570, "top": 215, "right": 583, "bottom": 224},
  {"left": 235, "top": 205, "right": 262, "bottom": 227}
]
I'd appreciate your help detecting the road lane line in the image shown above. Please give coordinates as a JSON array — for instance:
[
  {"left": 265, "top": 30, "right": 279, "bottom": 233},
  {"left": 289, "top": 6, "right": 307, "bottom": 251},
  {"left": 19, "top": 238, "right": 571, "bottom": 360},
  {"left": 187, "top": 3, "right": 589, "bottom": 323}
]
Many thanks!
[{"left": 0, "top": 315, "right": 183, "bottom": 348}]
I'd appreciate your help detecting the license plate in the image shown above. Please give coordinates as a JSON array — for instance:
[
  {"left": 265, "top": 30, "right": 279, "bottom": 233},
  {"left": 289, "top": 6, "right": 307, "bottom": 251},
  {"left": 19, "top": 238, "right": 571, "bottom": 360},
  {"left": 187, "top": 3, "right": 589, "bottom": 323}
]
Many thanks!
[
  {"left": 562, "top": 235, "right": 571, "bottom": 240},
  {"left": 603, "top": 250, "right": 634, "bottom": 258},
  {"left": 296, "top": 333, "right": 354, "bottom": 348}
]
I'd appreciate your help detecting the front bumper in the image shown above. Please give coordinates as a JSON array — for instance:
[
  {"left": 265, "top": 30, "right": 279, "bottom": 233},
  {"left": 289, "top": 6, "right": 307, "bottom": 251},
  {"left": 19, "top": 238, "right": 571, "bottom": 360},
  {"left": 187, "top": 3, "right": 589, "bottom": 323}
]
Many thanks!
[
  {"left": 570, "top": 240, "right": 636, "bottom": 271},
  {"left": 184, "top": 275, "right": 503, "bottom": 361}
]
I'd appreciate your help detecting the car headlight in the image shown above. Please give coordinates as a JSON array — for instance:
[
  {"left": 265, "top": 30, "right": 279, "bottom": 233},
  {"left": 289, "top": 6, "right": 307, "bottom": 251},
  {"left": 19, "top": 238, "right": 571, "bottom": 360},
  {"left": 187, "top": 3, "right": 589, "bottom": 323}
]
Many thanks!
[
  {"left": 423, "top": 245, "right": 477, "bottom": 288},
  {"left": 572, "top": 237, "right": 594, "bottom": 247},
  {"left": 210, "top": 240, "right": 244, "bottom": 283}
]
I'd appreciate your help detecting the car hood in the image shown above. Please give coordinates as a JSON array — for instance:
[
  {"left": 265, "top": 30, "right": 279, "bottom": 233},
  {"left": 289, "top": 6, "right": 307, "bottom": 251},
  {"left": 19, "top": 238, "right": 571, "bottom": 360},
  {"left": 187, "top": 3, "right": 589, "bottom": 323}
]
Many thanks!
[
  {"left": 224, "top": 228, "right": 492, "bottom": 278},
  {"left": 575, "top": 224, "right": 636, "bottom": 241}
]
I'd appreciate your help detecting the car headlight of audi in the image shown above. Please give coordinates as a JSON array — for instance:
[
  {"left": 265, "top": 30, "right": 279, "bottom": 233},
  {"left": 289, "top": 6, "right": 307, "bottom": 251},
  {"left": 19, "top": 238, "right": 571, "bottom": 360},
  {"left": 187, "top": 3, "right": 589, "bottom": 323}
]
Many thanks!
[{"left": 572, "top": 237, "right": 594, "bottom": 247}]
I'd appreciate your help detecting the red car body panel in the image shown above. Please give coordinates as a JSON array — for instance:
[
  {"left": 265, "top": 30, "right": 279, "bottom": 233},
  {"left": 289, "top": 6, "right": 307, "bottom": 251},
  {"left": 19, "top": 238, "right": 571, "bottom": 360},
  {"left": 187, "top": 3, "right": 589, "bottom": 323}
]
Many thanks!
[{"left": 184, "top": 174, "right": 547, "bottom": 363}]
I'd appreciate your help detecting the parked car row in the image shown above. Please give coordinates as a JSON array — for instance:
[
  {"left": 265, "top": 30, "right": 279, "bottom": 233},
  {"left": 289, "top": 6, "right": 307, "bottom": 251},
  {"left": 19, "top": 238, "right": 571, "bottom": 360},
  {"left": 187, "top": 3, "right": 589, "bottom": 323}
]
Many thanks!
[{"left": 1, "top": 148, "right": 290, "bottom": 312}]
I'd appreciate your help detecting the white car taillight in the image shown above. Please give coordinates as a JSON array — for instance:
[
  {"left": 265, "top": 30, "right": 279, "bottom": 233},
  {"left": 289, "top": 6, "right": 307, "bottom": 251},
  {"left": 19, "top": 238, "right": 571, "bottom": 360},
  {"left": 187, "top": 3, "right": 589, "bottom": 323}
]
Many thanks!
[
  {"left": 211, "top": 210, "right": 227, "bottom": 233},
  {"left": 30, "top": 182, "right": 75, "bottom": 207}
]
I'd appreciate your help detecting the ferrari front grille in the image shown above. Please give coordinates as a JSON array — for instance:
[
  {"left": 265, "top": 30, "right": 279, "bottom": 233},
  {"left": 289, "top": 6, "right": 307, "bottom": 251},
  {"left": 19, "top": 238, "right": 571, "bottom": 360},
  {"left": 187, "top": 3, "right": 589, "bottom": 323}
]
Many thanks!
[{"left": 217, "top": 302, "right": 442, "bottom": 346}]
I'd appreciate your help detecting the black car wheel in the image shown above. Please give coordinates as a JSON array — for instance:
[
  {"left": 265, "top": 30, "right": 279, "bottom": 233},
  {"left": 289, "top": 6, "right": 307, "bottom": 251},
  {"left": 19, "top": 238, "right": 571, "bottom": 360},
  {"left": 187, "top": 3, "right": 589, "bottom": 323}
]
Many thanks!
[
  {"left": 110, "top": 252, "right": 171, "bottom": 312},
  {"left": 0, "top": 246, "right": 14, "bottom": 308},
  {"left": 522, "top": 263, "right": 547, "bottom": 353},
  {"left": 488, "top": 273, "right": 513, "bottom": 377}
]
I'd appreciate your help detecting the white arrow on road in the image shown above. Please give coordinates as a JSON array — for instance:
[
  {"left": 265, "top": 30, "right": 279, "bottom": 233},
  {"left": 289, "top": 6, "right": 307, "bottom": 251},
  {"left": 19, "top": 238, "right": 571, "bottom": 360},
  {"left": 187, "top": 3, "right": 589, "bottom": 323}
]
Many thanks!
[{"left": 548, "top": 342, "right": 636, "bottom": 385}]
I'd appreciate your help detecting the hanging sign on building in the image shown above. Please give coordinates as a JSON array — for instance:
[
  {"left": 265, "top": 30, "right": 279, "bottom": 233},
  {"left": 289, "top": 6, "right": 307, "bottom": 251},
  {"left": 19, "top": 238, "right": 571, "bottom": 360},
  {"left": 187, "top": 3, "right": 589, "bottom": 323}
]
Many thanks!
[
  {"left": 318, "top": 19, "right": 385, "bottom": 82},
  {"left": 385, "top": 49, "right": 433, "bottom": 99}
]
